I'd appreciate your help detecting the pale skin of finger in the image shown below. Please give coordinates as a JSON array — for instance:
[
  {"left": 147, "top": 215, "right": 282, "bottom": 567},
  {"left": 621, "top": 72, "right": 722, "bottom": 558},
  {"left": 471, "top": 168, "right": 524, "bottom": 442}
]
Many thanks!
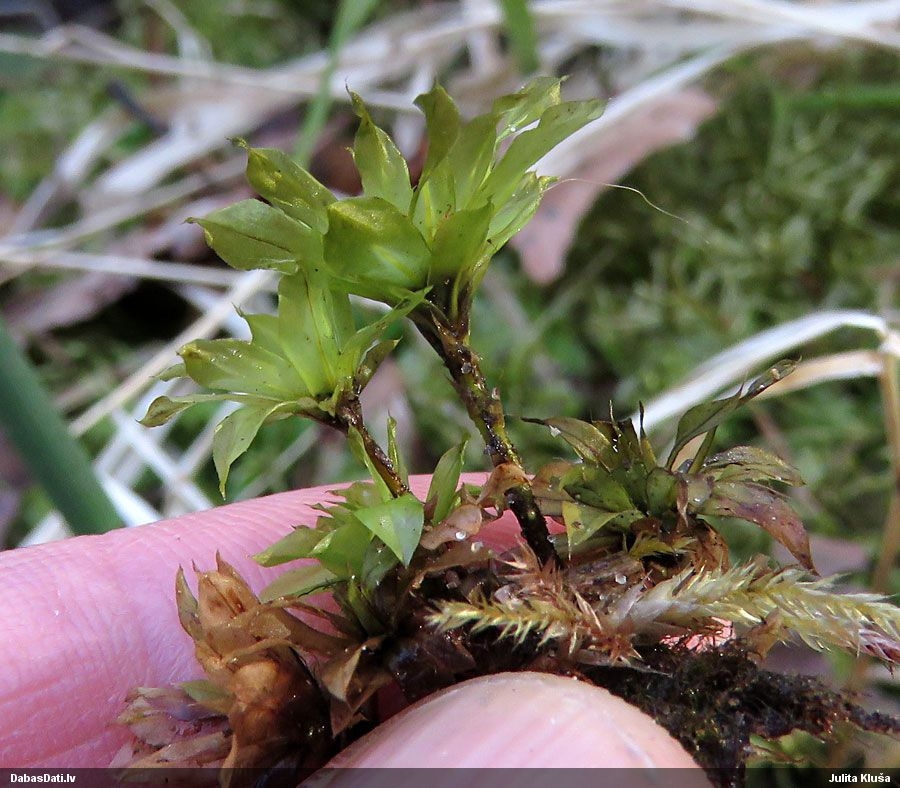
[
  {"left": 325, "top": 672, "right": 703, "bottom": 771},
  {"left": 0, "top": 475, "right": 699, "bottom": 770}
]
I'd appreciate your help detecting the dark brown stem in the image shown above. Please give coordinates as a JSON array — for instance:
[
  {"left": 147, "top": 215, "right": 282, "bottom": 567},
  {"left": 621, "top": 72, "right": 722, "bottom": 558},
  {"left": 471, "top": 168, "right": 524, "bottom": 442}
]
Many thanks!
[
  {"left": 325, "top": 395, "right": 408, "bottom": 499},
  {"left": 413, "top": 310, "right": 557, "bottom": 565}
]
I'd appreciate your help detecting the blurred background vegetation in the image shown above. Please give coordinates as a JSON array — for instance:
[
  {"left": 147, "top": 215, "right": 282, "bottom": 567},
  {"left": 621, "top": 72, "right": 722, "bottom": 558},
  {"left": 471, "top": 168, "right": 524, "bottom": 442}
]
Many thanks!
[{"left": 0, "top": 0, "right": 898, "bottom": 769}]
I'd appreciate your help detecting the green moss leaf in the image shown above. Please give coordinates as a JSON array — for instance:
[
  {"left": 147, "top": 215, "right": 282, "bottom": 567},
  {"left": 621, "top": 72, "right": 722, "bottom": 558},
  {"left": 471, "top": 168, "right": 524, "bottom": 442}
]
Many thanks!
[
  {"left": 155, "top": 362, "right": 187, "bottom": 382},
  {"left": 311, "top": 518, "right": 373, "bottom": 577},
  {"left": 666, "top": 390, "right": 743, "bottom": 470},
  {"left": 239, "top": 311, "right": 281, "bottom": 355},
  {"left": 213, "top": 403, "right": 292, "bottom": 495},
  {"left": 324, "top": 197, "right": 431, "bottom": 292},
  {"left": 414, "top": 83, "right": 460, "bottom": 180},
  {"left": 703, "top": 446, "right": 804, "bottom": 486},
  {"left": 445, "top": 114, "right": 499, "bottom": 209},
  {"left": 478, "top": 99, "right": 603, "bottom": 209},
  {"left": 347, "top": 427, "right": 391, "bottom": 503},
  {"left": 350, "top": 92, "right": 413, "bottom": 212},
  {"left": 336, "top": 480, "right": 384, "bottom": 510},
  {"left": 428, "top": 202, "right": 493, "bottom": 283},
  {"left": 563, "top": 464, "right": 634, "bottom": 513},
  {"left": 139, "top": 392, "right": 272, "bottom": 427},
  {"left": 426, "top": 439, "right": 468, "bottom": 524},
  {"left": 335, "top": 290, "right": 426, "bottom": 383},
  {"left": 139, "top": 394, "right": 201, "bottom": 427},
  {"left": 354, "top": 339, "right": 399, "bottom": 390},
  {"left": 562, "top": 500, "right": 621, "bottom": 550},
  {"left": 254, "top": 526, "right": 329, "bottom": 566},
  {"left": 180, "top": 338, "right": 305, "bottom": 399},
  {"left": 491, "top": 76, "right": 563, "bottom": 140},
  {"left": 526, "top": 416, "right": 614, "bottom": 467},
  {"left": 386, "top": 415, "right": 408, "bottom": 487},
  {"left": 277, "top": 270, "right": 352, "bottom": 396},
  {"left": 744, "top": 359, "right": 797, "bottom": 398},
  {"left": 645, "top": 466, "right": 678, "bottom": 515},
  {"left": 361, "top": 539, "right": 400, "bottom": 589},
  {"left": 354, "top": 492, "right": 424, "bottom": 566},
  {"left": 486, "top": 172, "right": 552, "bottom": 250},
  {"left": 666, "top": 361, "right": 796, "bottom": 469},
  {"left": 242, "top": 143, "right": 334, "bottom": 233},
  {"left": 411, "top": 165, "right": 456, "bottom": 241},
  {"left": 188, "top": 199, "right": 321, "bottom": 273},
  {"left": 258, "top": 563, "right": 339, "bottom": 603}
]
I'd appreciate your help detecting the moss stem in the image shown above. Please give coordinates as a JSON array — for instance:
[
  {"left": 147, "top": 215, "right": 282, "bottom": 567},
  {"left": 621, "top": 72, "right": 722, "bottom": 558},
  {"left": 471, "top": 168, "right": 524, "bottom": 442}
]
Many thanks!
[
  {"left": 328, "top": 394, "right": 408, "bottom": 499},
  {"left": 414, "top": 310, "right": 557, "bottom": 565}
]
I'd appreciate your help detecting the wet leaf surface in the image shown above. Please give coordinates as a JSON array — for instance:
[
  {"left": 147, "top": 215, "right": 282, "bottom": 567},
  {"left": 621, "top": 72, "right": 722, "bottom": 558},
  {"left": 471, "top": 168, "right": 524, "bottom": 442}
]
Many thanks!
[{"left": 702, "top": 482, "right": 815, "bottom": 571}]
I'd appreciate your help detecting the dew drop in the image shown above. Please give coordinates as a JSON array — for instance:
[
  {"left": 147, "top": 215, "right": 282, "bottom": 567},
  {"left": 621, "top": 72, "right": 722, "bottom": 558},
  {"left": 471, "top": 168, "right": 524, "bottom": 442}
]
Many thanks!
[
  {"left": 548, "top": 426, "right": 561, "bottom": 437},
  {"left": 615, "top": 573, "right": 627, "bottom": 585},
  {"left": 454, "top": 530, "right": 467, "bottom": 540}
]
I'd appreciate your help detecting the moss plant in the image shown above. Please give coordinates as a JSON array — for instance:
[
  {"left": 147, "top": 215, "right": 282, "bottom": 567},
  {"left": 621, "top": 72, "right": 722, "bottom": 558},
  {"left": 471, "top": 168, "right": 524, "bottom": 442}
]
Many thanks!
[{"left": 125, "top": 79, "right": 900, "bottom": 784}]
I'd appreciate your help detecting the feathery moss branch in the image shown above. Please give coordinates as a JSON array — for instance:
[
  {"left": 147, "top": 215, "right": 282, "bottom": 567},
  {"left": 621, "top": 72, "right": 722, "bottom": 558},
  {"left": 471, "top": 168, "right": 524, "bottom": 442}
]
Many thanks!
[
  {"left": 431, "top": 558, "right": 900, "bottom": 666},
  {"left": 641, "top": 562, "right": 900, "bottom": 661}
]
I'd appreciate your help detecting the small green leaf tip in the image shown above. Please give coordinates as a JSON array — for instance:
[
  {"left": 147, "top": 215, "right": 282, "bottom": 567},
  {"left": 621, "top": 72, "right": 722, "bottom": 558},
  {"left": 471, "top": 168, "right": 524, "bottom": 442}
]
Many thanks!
[
  {"left": 140, "top": 395, "right": 191, "bottom": 428},
  {"left": 350, "top": 91, "right": 413, "bottom": 212}
]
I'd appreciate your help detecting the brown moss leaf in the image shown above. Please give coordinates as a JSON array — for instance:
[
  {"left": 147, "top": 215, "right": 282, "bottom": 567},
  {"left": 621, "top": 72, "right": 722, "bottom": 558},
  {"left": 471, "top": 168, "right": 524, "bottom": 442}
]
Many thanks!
[
  {"left": 477, "top": 462, "right": 529, "bottom": 508},
  {"left": 704, "top": 482, "right": 815, "bottom": 572},
  {"left": 124, "top": 560, "right": 339, "bottom": 776},
  {"left": 328, "top": 663, "right": 393, "bottom": 735},
  {"left": 419, "top": 503, "right": 483, "bottom": 549},
  {"left": 223, "top": 650, "right": 330, "bottom": 772},
  {"left": 175, "top": 567, "right": 202, "bottom": 641},
  {"left": 124, "top": 730, "right": 231, "bottom": 769},
  {"left": 416, "top": 539, "right": 494, "bottom": 582},
  {"left": 197, "top": 555, "right": 259, "bottom": 630},
  {"left": 319, "top": 642, "right": 369, "bottom": 703},
  {"left": 118, "top": 686, "right": 224, "bottom": 748}
]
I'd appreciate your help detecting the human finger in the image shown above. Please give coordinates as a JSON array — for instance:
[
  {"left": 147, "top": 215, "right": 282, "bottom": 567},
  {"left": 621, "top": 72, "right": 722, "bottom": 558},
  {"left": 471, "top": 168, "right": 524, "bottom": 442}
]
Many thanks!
[
  {"left": 322, "top": 672, "right": 701, "bottom": 775},
  {"left": 0, "top": 477, "right": 432, "bottom": 766}
]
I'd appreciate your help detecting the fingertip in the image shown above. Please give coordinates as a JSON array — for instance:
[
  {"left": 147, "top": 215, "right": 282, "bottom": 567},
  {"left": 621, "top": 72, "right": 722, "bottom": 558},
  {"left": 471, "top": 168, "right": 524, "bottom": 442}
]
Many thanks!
[{"left": 324, "top": 672, "right": 702, "bottom": 770}]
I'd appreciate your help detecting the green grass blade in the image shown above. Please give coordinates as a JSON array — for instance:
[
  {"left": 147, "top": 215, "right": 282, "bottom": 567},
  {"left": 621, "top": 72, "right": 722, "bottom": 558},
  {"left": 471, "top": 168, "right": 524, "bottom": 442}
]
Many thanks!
[
  {"left": 294, "top": 0, "right": 380, "bottom": 166},
  {"left": 500, "top": 0, "right": 539, "bottom": 75},
  {"left": 0, "top": 317, "right": 120, "bottom": 535},
  {"left": 786, "top": 85, "right": 900, "bottom": 110}
]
